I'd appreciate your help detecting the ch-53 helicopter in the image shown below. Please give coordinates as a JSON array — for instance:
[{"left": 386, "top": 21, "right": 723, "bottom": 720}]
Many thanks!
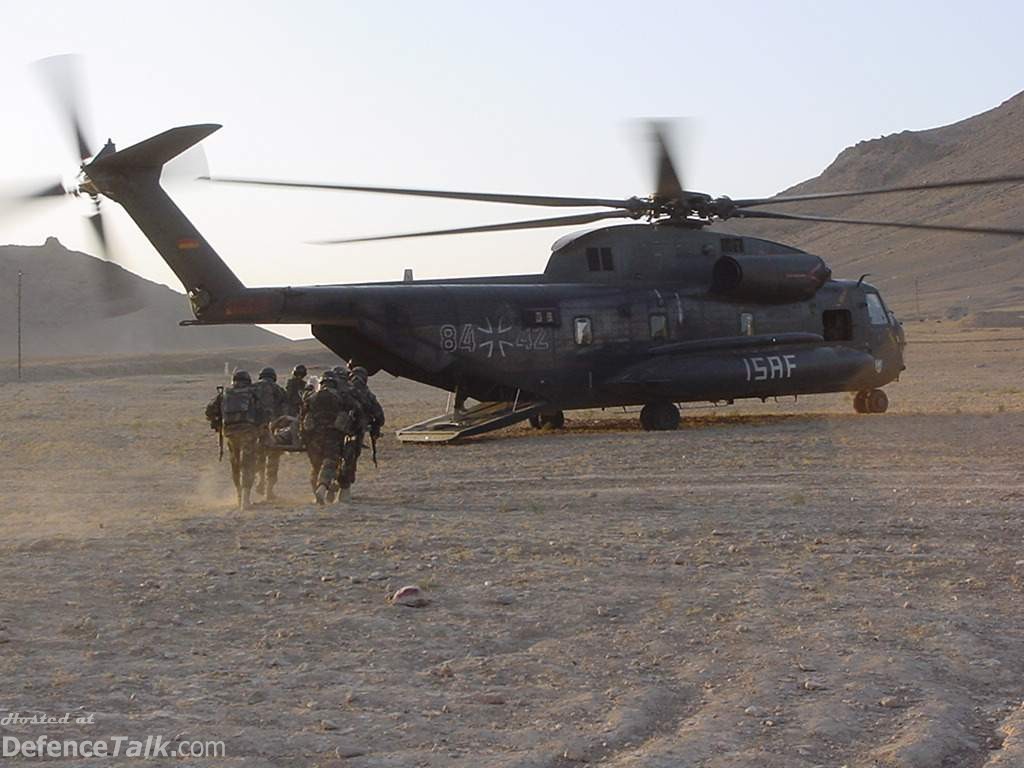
[{"left": 16, "top": 58, "right": 1024, "bottom": 442}]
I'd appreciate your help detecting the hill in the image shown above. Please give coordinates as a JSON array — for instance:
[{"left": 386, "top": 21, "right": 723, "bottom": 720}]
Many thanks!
[
  {"left": 0, "top": 237, "right": 287, "bottom": 359},
  {"left": 723, "top": 92, "right": 1024, "bottom": 321}
]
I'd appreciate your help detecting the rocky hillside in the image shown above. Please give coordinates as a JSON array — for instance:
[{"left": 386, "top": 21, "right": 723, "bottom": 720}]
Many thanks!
[
  {"left": 724, "top": 92, "right": 1024, "bottom": 321},
  {"left": 0, "top": 238, "right": 286, "bottom": 359}
]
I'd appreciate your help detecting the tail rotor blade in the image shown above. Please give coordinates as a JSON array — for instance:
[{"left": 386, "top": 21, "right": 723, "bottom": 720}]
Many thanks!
[{"left": 34, "top": 54, "right": 94, "bottom": 162}]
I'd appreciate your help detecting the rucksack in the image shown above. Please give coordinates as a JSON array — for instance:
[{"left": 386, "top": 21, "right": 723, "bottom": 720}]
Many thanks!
[{"left": 221, "top": 385, "right": 258, "bottom": 434}]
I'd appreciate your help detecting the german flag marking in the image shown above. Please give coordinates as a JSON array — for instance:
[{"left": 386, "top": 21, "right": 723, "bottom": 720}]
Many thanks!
[{"left": 177, "top": 238, "right": 201, "bottom": 250}]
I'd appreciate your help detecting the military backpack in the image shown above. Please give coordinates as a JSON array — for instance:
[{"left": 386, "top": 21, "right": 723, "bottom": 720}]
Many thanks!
[{"left": 221, "top": 385, "right": 259, "bottom": 435}]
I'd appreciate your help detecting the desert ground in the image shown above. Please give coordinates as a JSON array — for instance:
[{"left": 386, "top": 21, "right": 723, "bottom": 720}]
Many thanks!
[{"left": 2, "top": 324, "right": 1024, "bottom": 767}]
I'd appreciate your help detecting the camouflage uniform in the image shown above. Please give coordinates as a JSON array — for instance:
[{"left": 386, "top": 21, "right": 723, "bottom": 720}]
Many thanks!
[
  {"left": 340, "top": 367, "right": 386, "bottom": 496},
  {"left": 205, "top": 370, "right": 261, "bottom": 510},
  {"left": 254, "top": 367, "right": 289, "bottom": 500},
  {"left": 299, "top": 372, "right": 362, "bottom": 505},
  {"left": 284, "top": 365, "right": 307, "bottom": 417}
]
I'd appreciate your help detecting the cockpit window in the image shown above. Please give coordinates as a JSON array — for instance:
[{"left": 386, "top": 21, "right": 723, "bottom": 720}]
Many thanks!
[{"left": 865, "top": 293, "right": 888, "bottom": 325}]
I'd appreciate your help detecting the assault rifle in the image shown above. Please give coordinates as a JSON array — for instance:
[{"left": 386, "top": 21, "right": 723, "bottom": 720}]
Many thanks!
[{"left": 216, "top": 385, "right": 224, "bottom": 462}]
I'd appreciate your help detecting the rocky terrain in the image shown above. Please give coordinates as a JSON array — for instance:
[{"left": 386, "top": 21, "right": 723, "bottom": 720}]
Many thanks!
[
  {"left": 724, "top": 91, "right": 1024, "bottom": 321},
  {"left": 2, "top": 323, "right": 1023, "bottom": 766},
  {"left": 0, "top": 238, "right": 283, "bottom": 359}
]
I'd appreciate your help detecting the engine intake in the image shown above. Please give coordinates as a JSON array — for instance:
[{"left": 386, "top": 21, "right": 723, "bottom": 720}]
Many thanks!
[{"left": 711, "top": 253, "right": 831, "bottom": 303}]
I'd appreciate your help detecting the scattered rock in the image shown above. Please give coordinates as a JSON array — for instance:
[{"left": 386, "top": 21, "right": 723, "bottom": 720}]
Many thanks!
[
  {"left": 743, "top": 705, "right": 761, "bottom": 717},
  {"left": 247, "top": 691, "right": 267, "bottom": 704},
  {"left": 388, "top": 585, "right": 429, "bottom": 608},
  {"left": 334, "top": 745, "right": 367, "bottom": 759},
  {"left": 367, "top": 571, "right": 388, "bottom": 581},
  {"left": 321, "top": 719, "right": 339, "bottom": 731},
  {"left": 478, "top": 693, "right": 505, "bottom": 705},
  {"left": 879, "top": 696, "right": 904, "bottom": 709},
  {"left": 802, "top": 678, "right": 827, "bottom": 691}
]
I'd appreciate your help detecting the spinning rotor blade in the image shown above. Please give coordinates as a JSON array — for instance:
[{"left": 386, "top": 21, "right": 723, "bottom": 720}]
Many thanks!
[
  {"left": 732, "top": 209, "right": 1024, "bottom": 238},
  {"left": 313, "top": 210, "right": 637, "bottom": 245},
  {"left": 732, "top": 175, "right": 1024, "bottom": 209},
  {"left": 1, "top": 179, "right": 66, "bottom": 209},
  {"left": 207, "top": 176, "right": 642, "bottom": 211},
  {"left": 87, "top": 204, "right": 110, "bottom": 259},
  {"left": 34, "top": 54, "right": 94, "bottom": 161},
  {"left": 649, "top": 121, "right": 686, "bottom": 203}
]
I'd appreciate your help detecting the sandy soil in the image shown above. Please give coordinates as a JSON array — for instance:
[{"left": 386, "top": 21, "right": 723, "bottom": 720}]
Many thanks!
[{"left": 2, "top": 323, "right": 1024, "bottom": 767}]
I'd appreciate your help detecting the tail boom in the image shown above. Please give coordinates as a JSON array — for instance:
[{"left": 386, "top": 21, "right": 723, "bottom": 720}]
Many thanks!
[{"left": 83, "top": 124, "right": 246, "bottom": 316}]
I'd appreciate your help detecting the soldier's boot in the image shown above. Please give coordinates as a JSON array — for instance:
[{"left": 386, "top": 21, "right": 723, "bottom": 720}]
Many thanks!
[
  {"left": 265, "top": 482, "right": 277, "bottom": 502},
  {"left": 255, "top": 477, "right": 266, "bottom": 496},
  {"left": 314, "top": 484, "right": 329, "bottom": 506},
  {"left": 240, "top": 488, "right": 252, "bottom": 511},
  {"left": 338, "top": 486, "right": 352, "bottom": 503},
  {"left": 235, "top": 487, "right": 242, "bottom": 508}
]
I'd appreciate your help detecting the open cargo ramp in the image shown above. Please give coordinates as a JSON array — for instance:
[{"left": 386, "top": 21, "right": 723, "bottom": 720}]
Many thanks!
[{"left": 397, "top": 399, "right": 547, "bottom": 443}]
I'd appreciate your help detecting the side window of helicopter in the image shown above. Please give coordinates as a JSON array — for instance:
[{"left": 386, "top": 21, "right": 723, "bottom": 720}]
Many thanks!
[
  {"left": 585, "top": 247, "right": 615, "bottom": 272},
  {"left": 739, "top": 312, "right": 755, "bottom": 336},
  {"left": 574, "top": 316, "right": 593, "bottom": 346},
  {"left": 822, "top": 309, "right": 853, "bottom": 341},
  {"left": 865, "top": 293, "right": 888, "bottom": 325},
  {"left": 649, "top": 313, "right": 668, "bottom": 340}
]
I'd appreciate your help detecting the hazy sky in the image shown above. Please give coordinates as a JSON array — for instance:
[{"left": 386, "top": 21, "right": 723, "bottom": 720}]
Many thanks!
[{"left": 3, "top": 1, "right": 1023, "bottom": 330}]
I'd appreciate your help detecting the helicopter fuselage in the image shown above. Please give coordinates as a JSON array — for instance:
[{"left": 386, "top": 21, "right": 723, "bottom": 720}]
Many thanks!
[{"left": 204, "top": 224, "right": 905, "bottom": 409}]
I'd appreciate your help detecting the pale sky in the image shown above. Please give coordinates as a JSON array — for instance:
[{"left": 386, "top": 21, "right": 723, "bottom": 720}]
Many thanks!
[{"left": 3, "top": 1, "right": 1023, "bottom": 336}]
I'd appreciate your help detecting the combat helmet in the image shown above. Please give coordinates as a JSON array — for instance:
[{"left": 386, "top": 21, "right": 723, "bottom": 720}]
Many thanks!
[
  {"left": 319, "top": 370, "right": 339, "bottom": 389},
  {"left": 292, "top": 364, "right": 307, "bottom": 378},
  {"left": 349, "top": 366, "right": 369, "bottom": 384},
  {"left": 259, "top": 366, "right": 277, "bottom": 382},
  {"left": 232, "top": 369, "right": 252, "bottom": 386}
]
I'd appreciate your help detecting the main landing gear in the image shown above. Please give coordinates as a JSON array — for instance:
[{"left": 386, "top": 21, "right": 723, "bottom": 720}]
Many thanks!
[
  {"left": 854, "top": 389, "right": 889, "bottom": 414},
  {"left": 528, "top": 410, "right": 565, "bottom": 429},
  {"left": 640, "top": 402, "right": 681, "bottom": 431}
]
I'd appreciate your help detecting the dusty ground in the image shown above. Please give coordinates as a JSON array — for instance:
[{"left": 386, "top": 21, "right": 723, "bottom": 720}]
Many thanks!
[{"left": 2, "top": 323, "right": 1024, "bottom": 767}]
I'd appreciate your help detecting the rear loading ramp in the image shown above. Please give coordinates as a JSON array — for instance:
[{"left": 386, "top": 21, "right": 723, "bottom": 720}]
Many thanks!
[{"left": 397, "top": 399, "right": 547, "bottom": 443}]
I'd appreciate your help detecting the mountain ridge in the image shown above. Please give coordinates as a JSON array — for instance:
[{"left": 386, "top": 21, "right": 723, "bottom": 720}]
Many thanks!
[
  {"left": 724, "top": 90, "right": 1024, "bottom": 319},
  {"left": 0, "top": 238, "right": 286, "bottom": 359}
]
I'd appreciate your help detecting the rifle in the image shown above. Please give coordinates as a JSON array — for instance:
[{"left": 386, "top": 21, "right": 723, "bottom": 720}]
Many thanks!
[
  {"left": 216, "top": 385, "right": 224, "bottom": 462},
  {"left": 371, "top": 432, "right": 378, "bottom": 468}
]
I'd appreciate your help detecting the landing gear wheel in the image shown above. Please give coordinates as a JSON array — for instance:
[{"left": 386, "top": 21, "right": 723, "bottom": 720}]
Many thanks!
[
  {"left": 866, "top": 388, "right": 888, "bottom": 413},
  {"left": 640, "top": 402, "right": 680, "bottom": 431},
  {"left": 539, "top": 411, "right": 565, "bottom": 429},
  {"left": 854, "top": 389, "right": 888, "bottom": 414},
  {"left": 528, "top": 414, "right": 542, "bottom": 429},
  {"left": 853, "top": 391, "right": 869, "bottom": 414}
]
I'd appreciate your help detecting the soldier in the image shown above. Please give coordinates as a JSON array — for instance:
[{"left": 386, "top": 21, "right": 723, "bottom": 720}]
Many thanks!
[
  {"left": 339, "top": 366, "right": 386, "bottom": 501},
  {"left": 299, "top": 370, "right": 362, "bottom": 505},
  {"left": 284, "top": 364, "right": 307, "bottom": 417},
  {"left": 205, "top": 369, "right": 262, "bottom": 510},
  {"left": 254, "top": 366, "right": 289, "bottom": 501}
]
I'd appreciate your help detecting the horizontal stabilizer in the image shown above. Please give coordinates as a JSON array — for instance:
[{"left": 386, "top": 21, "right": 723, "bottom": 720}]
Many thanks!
[{"left": 91, "top": 124, "right": 221, "bottom": 170}]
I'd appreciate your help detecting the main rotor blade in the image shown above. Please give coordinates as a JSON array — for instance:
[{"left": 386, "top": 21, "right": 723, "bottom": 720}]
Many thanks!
[
  {"left": 732, "top": 175, "right": 1024, "bottom": 208},
  {"left": 732, "top": 209, "right": 1024, "bottom": 237},
  {"left": 649, "top": 121, "right": 685, "bottom": 202},
  {"left": 34, "top": 54, "right": 93, "bottom": 161},
  {"left": 207, "top": 176, "right": 642, "bottom": 211},
  {"left": 313, "top": 210, "right": 637, "bottom": 245}
]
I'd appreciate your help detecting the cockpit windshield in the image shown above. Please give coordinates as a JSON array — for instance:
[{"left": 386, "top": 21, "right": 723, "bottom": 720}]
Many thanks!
[{"left": 865, "top": 293, "right": 889, "bottom": 325}]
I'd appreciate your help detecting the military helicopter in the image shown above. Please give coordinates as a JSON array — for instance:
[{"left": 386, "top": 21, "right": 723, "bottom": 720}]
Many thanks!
[{"left": 16, "top": 58, "right": 1024, "bottom": 441}]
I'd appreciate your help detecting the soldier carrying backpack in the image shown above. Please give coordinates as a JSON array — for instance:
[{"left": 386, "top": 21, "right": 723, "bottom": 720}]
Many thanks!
[{"left": 205, "top": 369, "right": 262, "bottom": 510}]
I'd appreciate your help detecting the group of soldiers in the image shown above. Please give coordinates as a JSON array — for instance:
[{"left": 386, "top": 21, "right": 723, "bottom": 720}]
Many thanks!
[{"left": 205, "top": 362, "right": 385, "bottom": 510}]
